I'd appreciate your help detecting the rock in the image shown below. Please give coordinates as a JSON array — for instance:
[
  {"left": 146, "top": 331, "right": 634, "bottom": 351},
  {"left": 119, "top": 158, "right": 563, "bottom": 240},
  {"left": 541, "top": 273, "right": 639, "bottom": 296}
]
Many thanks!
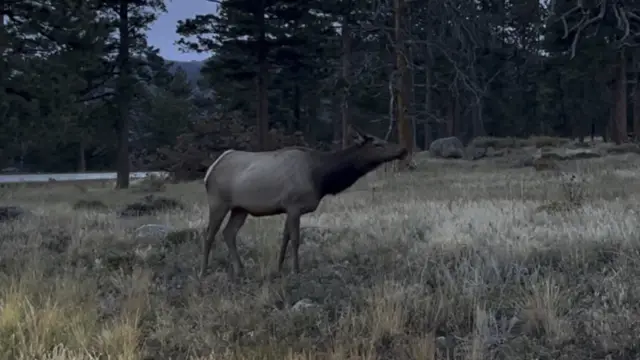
[
  {"left": 291, "top": 298, "right": 320, "bottom": 312},
  {"left": 134, "top": 224, "right": 175, "bottom": 239},
  {"left": 0, "top": 206, "right": 27, "bottom": 222},
  {"left": 429, "top": 137, "right": 464, "bottom": 159}
]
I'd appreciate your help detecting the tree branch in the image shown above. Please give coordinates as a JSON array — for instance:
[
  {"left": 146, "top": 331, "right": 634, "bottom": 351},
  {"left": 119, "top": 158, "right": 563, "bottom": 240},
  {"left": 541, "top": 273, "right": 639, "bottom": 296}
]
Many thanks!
[{"left": 560, "top": 0, "right": 607, "bottom": 58}]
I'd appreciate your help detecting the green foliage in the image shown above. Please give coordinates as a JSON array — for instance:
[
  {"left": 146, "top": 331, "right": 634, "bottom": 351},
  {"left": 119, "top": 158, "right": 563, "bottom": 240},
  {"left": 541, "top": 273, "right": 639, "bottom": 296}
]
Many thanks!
[
  {"left": 0, "top": 0, "right": 170, "bottom": 171},
  {"left": 176, "top": 0, "right": 336, "bottom": 129},
  {"left": 138, "top": 67, "right": 196, "bottom": 151},
  {"left": 1, "top": 0, "right": 638, "bottom": 172}
]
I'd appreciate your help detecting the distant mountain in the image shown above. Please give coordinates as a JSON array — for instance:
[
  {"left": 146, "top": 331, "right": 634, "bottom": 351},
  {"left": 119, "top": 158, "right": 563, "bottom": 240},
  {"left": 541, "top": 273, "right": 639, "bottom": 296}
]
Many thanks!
[{"left": 167, "top": 60, "right": 205, "bottom": 84}]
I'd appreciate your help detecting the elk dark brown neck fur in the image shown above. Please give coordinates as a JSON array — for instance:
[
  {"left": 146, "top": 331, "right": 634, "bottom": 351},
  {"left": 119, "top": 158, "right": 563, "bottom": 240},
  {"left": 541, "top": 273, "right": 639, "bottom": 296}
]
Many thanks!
[{"left": 311, "top": 144, "right": 384, "bottom": 196}]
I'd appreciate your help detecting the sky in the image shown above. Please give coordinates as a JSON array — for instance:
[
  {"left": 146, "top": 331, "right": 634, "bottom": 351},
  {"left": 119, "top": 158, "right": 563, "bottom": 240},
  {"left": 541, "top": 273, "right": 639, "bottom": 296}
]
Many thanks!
[{"left": 146, "top": 0, "right": 218, "bottom": 62}]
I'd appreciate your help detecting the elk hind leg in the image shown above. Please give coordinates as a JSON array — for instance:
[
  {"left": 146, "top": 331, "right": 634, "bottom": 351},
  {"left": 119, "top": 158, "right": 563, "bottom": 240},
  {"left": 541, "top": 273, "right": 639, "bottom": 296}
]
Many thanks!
[
  {"left": 200, "top": 201, "right": 229, "bottom": 278},
  {"left": 222, "top": 209, "right": 249, "bottom": 278}
]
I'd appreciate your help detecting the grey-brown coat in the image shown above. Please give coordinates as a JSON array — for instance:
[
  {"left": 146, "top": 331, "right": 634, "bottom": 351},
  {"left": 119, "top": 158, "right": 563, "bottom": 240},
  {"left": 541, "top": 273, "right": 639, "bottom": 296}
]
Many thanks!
[{"left": 201, "top": 126, "right": 408, "bottom": 278}]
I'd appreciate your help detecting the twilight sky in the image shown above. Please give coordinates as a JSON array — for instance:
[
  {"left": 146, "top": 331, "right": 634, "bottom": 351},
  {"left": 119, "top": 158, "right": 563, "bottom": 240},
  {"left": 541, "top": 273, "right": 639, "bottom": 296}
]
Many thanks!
[{"left": 147, "top": 0, "right": 218, "bottom": 61}]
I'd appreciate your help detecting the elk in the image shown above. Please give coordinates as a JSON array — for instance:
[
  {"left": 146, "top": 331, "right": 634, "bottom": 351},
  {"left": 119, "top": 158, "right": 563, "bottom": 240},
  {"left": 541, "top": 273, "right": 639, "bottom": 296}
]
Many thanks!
[{"left": 201, "top": 125, "right": 408, "bottom": 278}]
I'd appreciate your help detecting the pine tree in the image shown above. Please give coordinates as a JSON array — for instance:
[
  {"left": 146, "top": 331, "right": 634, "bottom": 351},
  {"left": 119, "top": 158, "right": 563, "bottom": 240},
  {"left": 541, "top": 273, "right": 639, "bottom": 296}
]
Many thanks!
[{"left": 177, "top": 0, "right": 336, "bottom": 150}]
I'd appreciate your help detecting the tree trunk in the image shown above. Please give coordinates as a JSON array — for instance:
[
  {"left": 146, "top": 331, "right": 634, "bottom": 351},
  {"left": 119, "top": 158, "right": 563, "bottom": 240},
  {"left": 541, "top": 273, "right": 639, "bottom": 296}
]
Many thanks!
[
  {"left": 0, "top": 0, "right": 6, "bottom": 63},
  {"left": 332, "top": 97, "right": 341, "bottom": 149},
  {"left": 394, "top": 0, "right": 413, "bottom": 169},
  {"left": 469, "top": 65, "right": 486, "bottom": 140},
  {"left": 454, "top": 96, "right": 462, "bottom": 136},
  {"left": 472, "top": 98, "right": 487, "bottom": 138},
  {"left": 634, "top": 57, "right": 640, "bottom": 141},
  {"left": 423, "top": 65, "right": 433, "bottom": 149},
  {"left": 78, "top": 137, "right": 86, "bottom": 172},
  {"left": 341, "top": 13, "right": 351, "bottom": 149},
  {"left": 115, "top": 0, "right": 130, "bottom": 189},
  {"left": 577, "top": 77, "right": 586, "bottom": 142},
  {"left": 408, "top": 38, "right": 417, "bottom": 151},
  {"left": 613, "top": 49, "right": 627, "bottom": 144},
  {"left": 306, "top": 95, "right": 319, "bottom": 137},
  {"left": 256, "top": 1, "right": 269, "bottom": 150},
  {"left": 385, "top": 70, "right": 395, "bottom": 141},
  {"left": 446, "top": 94, "right": 455, "bottom": 137},
  {"left": 471, "top": 98, "right": 486, "bottom": 139},
  {"left": 0, "top": 0, "right": 4, "bottom": 33},
  {"left": 293, "top": 84, "right": 301, "bottom": 132},
  {"left": 608, "top": 106, "right": 615, "bottom": 143}
]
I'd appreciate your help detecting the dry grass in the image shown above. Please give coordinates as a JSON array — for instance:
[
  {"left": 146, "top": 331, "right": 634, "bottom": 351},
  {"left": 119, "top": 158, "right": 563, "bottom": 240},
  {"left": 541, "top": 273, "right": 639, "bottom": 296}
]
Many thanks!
[{"left": 2, "top": 151, "right": 640, "bottom": 359}]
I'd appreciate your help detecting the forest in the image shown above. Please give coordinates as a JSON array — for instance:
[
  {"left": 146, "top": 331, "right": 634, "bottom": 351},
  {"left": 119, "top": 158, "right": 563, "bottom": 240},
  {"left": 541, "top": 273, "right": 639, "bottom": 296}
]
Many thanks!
[{"left": 2, "top": 0, "right": 638, "bottom": 187}]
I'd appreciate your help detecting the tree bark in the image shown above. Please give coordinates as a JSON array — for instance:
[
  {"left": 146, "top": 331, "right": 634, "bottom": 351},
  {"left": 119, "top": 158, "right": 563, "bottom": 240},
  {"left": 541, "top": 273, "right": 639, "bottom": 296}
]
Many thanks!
[
  {"left": 394, "top": 0, "right": 413, "bottom": 169},
  {"left": 78, "top": 137, "right": 86, "bottom": 172},
  {"left": 340, "top": 13, "right": 351, "bottom": 149},
  {"left": 293, "top": 84, "right": 301, "bottom": 132},
  {"left": 607, "top": 105, "right": 615, "bottom": 143},
  {"left": 332, "top": 97, "right": 341, "bottom": 149},
  {"left": 424, "top": 65, "right": 433, "bottom": 149},
  {"left": 115, "top": 0, "right": 130, "bottom": 189},
  {"left": 0, "top": 0, "right": 4, "bottom": 33},
  {"left": 446, "top": 94, "right": 455, "bottom": 137},
  {"left": 454, "top": 95, "right": 462, "bottom": 136},
  {"left": 471, "top": 98, "right": 486, "bottom": 139},
  {"left": 469, "top": 64, "right": 486, "bottom": 139},
  {"left": 613, "top": 49, "right": 627, "bottom": 144},
  {"left": 634, "top": 54, "right": 640, "bottom": 141},
  {"left": 256, "top": 0, "right": 269, "bottom": 150},
  {"left": 422, "top": 25, "right": 434, "bottom": 150}
]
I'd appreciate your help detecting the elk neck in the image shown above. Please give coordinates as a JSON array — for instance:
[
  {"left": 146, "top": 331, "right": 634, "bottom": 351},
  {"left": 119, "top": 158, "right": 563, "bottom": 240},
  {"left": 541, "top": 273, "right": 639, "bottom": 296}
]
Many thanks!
[{"left": 311, "top": 144, "right": 381, "bottom": 196}]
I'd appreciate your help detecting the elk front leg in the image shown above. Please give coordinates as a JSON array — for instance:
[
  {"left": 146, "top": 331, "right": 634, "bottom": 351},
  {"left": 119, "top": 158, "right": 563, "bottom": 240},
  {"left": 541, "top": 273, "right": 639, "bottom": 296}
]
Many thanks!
[
  {"left": 277, "top": 220, "right": 290, "bottom": 273},
  {"left": 286, "top": 212, "right": 302, "bottom": 274}
]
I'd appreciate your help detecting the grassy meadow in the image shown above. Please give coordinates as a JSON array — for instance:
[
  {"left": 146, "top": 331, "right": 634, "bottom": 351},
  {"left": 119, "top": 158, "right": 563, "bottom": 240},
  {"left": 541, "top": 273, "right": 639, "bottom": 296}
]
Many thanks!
[{"left": 1, "top": 140, "right": 640, "bottom": 359}]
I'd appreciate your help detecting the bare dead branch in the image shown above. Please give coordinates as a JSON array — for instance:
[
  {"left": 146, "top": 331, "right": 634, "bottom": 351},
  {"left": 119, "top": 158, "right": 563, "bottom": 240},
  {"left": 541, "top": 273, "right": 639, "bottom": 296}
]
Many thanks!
[
  {"left": 560, "top": 0, "right": 607, "bottom": 58},
  {"left": 560, "top": 5, "right": 582, "bottom": 39},
  {"left": 385, "top": 70, "right": 396, "bottom": 141},
  {"left": 618, "top": 6, "right": 631, "bottom": 44}
]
